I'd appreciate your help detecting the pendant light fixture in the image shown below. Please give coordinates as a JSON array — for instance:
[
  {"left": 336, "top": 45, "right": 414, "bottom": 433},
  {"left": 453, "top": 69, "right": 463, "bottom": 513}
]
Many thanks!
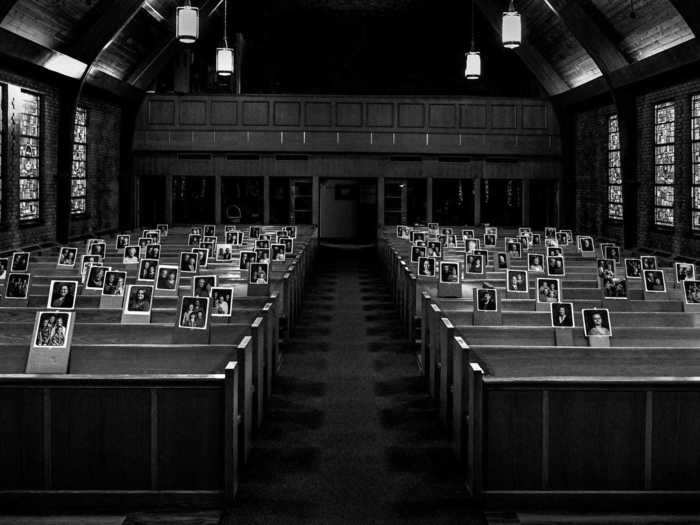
[
  {"left": 216, "top": 0, "right": 234, "bottom": 76},
  {"left": 465, "top": 0, "right": 481, "bottom": 80},
  {"left": 502, "top": 0, "right": 522, "bottom": 49},
  {"left": 176, "top": 1, "right": 199, "bottom": 44}
]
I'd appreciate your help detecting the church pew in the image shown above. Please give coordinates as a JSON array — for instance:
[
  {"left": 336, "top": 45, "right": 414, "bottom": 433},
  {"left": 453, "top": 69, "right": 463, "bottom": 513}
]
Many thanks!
[{"left": 0, "top": 361, "right": 240, "bottom": 509}]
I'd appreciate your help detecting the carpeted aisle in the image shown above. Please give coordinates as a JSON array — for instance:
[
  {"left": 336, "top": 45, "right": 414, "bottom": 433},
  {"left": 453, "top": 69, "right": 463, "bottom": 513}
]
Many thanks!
[{"left": 226, "top": 247, "right": 482, "bottom": 525}]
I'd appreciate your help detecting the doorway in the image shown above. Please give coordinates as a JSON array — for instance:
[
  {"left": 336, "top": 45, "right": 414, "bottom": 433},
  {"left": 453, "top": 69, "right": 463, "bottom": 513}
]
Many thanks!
[{"left": 319, "top": 179, "right": 377, "bottom": 242}]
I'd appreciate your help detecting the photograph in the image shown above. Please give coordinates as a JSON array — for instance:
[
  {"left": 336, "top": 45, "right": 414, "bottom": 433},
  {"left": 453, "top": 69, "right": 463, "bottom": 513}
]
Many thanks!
[
  {"left": 410, "top": 231, "right": 425, "bottom": 243},
  {"left": 476, "top": 289, "right": 498, "bottom": 311},
  {"left": 138, "top": 237, "right": 153, "bottom": 250},
  {"left": 506, "top": 240, "right": 521, "bottom": 259},
  {"left": 85, "top": 265, "right": 110, "bottom": 290},
  {"left": 675, "top": 262, "right": 696, "bottom": 283},
  {"left": 11, "top": 252, "right": 29, "bottom": 272},
  {"left": 426, "top": 241, "right": 441, "bottom": 258},
  {"left": 102, "top": 271, "right": 127, "bottom": 296},
  {"left": 604, "top": 245, "right": 621, "bottom": 264},
  {"left": 427, "top": 222, "right": 438, "bottom": 231},
  {"left": 625, "top": 259, "right": 642, "bottom": 279},
  {"left": 47, "top": 280, "right": 77, "bottom": 310},
  {"left": 547, "top": 255, "right": 566, "bottom": 276},
  {"left": 439, "top": 262, "right": 460, "bottom": 284},
  {"left": 641, "top": 255, "right": 657, "bottom": 270},
  {"left": 579, "top": 236, "right": 595, "bottom": 252},
  {"left": 644, "top": 270, "right": 667, "bottom": 292},
  {"left": 683, "top": 280, "right": 700, "bottom": 304},
  {"left": 249, "top": 262, "right": 270, "bottom": 284},
  {"left": 144, "top": 230, "right": 160, "bottom": 243},
  {"left": 200, "top": 241, "right": 216, "bottom": 258},
  {"left": 0, "top": 258, "right": 7, "bottom": 280},
  {"left": 519, "top": 234, "right": 531, "bottom": 251},
  {"left": 507, "top": 269, "right": 528, "bottom": 292},
  {"left": 599, "top": 242, "right": 614, "bottom": 258},
  {"left": 190, "top": 227, "right": 202, "bottom": 236},
  {"left": 157, "top": 224, "right": 169, "bottom": 237},
  {"left": 57, "top": 247, "right": 78, "bottom": 267},
  {"left": 528, "top": 254, "right": 545, "bottom": 272},
  {"left": 547, "top": 246, "right": 563, "bottom": 257},
  {"left": 211, "top": 287, "right": 235, "bottom": 316},
  {"left": 446, "top": 234, "right": 457, "bottom": 247},
  {"left": 484, "top": 233, "right": 497, "bottom": 248},
  {"left": 5, "top": 273, "right": 30, "bottom": 299},
  {"left": 226, "top": 231, "right": 243, "bottom": 245},
  {"left": 531, "top": 234, "right": 542, "bottom": 246},
  {"left": 537, "top": 278, "right": 561, "bottom": 303},
  {"left": 396, "top": 225, "right": 407, "bottom": 238},
  {"left": 276, "top": 230, "right": 289, "bottom": 241},
  {"left": 544, "top": 227, "right": 557, "bottom": 240},
  {"left": 204, "top": 225, "right": 216, "bottom": 237},
  {"left": 145, "top": 244, "right": 161, "bottom": 259},
  {"left": 89, "top": 241, "right": 106, "bottom": 258},
  {"left": 193, "top": 248, "right": 209, "bottom": 268},
  {"left": 116, "top": 234, "right": 131, "bottom": 250},
  {"left": 216, "top": 243, "right": 234, "bottom": 262},
  {"left": 239, "top": 250, "right": 256, "bottom": 270},
  {"left": 440, "top": 227, "right": 453, "bottom": 236},
  {"left": 256, "top": 239, "right": 270, "bottom": 250},
  {"left": 123, "top": 245, "right": 140, "bottom": 264},
  {"left": 411, "top": 245, "right": 427, "bottom": 263},
  {"left": 33, "top": 312, "right": 72, "bottom": 348},
  {"left": 465, "top": 238, "right": 480, "bottom": 253},
  {"left": 561, "top": 230, "right": 574, "bottom": 243},
  {"left": 518, "top": 227, "right": 531, "bottom": 236},
  {"left": 550, "top": 303, "right": 574, "bottom": 328},
  {"left": 462, "top": 229, "right": 475, "bottom": 240},
  {"left": 249, "top": 226, "right": 261, "bottom": 239},
  {"left": 187, "top": 233, "right": 202, "bottom": 246},
  {"left": 465, "top": 254, "right": 485, "bottom": 275},
  {"left": 138, "top": 259, "right": 159, "bottom": 281},
  {"left": 203, "top": 235, "right": 217, "bottom": 245},
  {"left": 282, "top": 238, "right": 294, "bottom": 254},
  {"left": 556, "top": 231, "right": 568, "bottom": 245},
  {"left": 80, "top": 255, "right": 101, "bottom": 282},
  {"left": 180, "top": 252, "right": 199, "bottom": 273},
  {"left": 256, "top": 248, "right": 271, "bottom": 264},
  {"left": 193, "top": 275, "right": 217, "bottom": 297},
  {"left": 603, "top": 276, "right": 627, "bottom": 299},
  {"left": 582, "top": 308, "right": 613, "bottom": 337},
  {"left": 285, "top": 226, "right": 297, "bottom": 238},
  {"left": 417, "top": 257, "right": 437, "bottom": 277},
  {"left": 156, "top": 265, "right": 180, "bottom": 291},
  {"left": 271, "top": 244, "right": 286, "bottom": 261},
  {"left": 485, "top": 226, "right": 498, "bottom": 236},
  {"left": 597, "top": 258, "right": 616, "bottom": 280},
  {"left": 124, "top": 285, "right": 154, "bottom": 314},
  {"left": 496, "top": 252, "right": 508, "bottom": 270},
  {"left": 178, "top": 296, "right": 210, "bottom": 329}
]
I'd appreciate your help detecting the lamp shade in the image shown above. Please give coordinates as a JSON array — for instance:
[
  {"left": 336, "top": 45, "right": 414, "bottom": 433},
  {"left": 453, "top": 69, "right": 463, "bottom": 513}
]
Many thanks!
[
  {"left": 176, "top": 5, "right": 199, "bottom": 44},
  {"left": 216, "top": 47, "right": 234, "bottom": 76},
  {"left": 465, "top": 51, "right": 481, "bottom": 80},
  {"left": 502, "top": 9, "right": 521, "bottom": 48}
]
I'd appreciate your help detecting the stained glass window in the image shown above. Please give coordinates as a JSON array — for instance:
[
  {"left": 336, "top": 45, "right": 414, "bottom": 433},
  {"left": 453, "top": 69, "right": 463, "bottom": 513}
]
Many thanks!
[
  {"left": 692, "top": 95, "right": 700, "bottom": 231},
  {"left": 654, "top": 101, "right": 675, "bottom": 226},
  {"left": 608, "top": 114, "right": 622, "bottom": 220},
  {"left": 71, "top": 107, "right": 87, "bottom": 215},
  {"left": 19, "top": 91, "right": 40, "bottom": 222}
]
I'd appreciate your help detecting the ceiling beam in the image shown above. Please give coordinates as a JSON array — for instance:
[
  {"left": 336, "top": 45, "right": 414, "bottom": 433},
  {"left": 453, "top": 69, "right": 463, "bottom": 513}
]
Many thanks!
[
  {"left": 0, "top": 0, "right": 19, "bottom": 24},
  {"left": 472, "top": 0, "right": 569, "bottom": 96},
  {"left": 668, "top": 0, "right": 700, "bottom": 37}
]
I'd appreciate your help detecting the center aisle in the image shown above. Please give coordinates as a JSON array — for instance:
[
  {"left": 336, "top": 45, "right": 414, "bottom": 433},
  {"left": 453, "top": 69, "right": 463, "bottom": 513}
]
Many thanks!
[{"left": 227, "top": 247, "right": 482, "bottom": 525}]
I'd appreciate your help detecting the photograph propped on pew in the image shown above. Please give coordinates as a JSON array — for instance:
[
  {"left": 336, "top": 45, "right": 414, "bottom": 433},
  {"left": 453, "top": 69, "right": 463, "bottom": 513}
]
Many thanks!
[
  {"left": 250, "top": 263, "right": 270, "bottom": 285},
  {"left": 411, "top": 245, "right": 427, "bottom": 263},
  {"left": 138, "top": 237, "right": 153, "bottom": 251},
  {"left": 271, "top": 244, "right": 286, "bottom": 262},
  {"left": 89, "top": 241, "right": 106, "bottom": 258},
  {"left": 506, "top": 239, "right": 522, "bottom": 259},
  {"left": 582, "top": 308, "right": 613, "bottom": 337},
  {"left": 193, "top": 275, "right": 217, "bottom": 297},
  {"left": 256, "top": 239, "right": 270, "bottom": 250},
  {"left": 285, "top": 225, "right": 297, "bottom": 238},
  {"left": 190, "top": 226, "right": 202, "bottom": 236},
  {"left": 439, "top": 262, "right": 460, "bottom": 284},
  {"left": 476, "top": 289, "right": 497, "bottom": 312},
  {"left": 145, "top": 244, "right": 161, "bottom": 260},
  {"left": 462, "top": 229, "right": 475, "bottom": 240},
  {"left": 427, "top": 241, "right": 441, "bottom": 258},
  {"left": 684, "top": 280, "right": 700, "bottom": 304},
  {"left": 675, "top": 262, "right": 696, "bottom": 283},
  {"left": 597, "top": 258, "right": 616, "bottom": 280},
  {"left": 138, "top": 259, "right": 158, "bottom": 281},
  {"left": 427, "top": 222, "right": 438, "bottom": 231},
  {"left": 417, "top": 257, "right": 437, "bottom": 277},
  {"left": 47, "top": 280, "right": 78, "bottom": 310},
  {"left": 528, "top": 253, "right": 545, "bottom": 272},
  {"left": 33, "top": 311, "right": 72, "bottom": 348},
  {"left": 256, "top": 248, "right": 271, "bottom": 264},
  {"left": 550, "top": 302, "right": 574, "bottom": 328},
  {"left": 226, "top": 231, "right": 244, "bottom": 245},
  {"left": 0, "top": 258, "right": 7, "bottom": 280},
  {"left": 204, "top": 225, "right": 216, "bottom": 237},
  {"left": 544, "top": 226, "right": 557, "bottom": 240},
  {"left": 556, "top": 231, "right": 568, "bottom": 246},
  {"left": 193, "top": 248, "right": 209, "bottom": 268},
  {"left": 641, "top": 255, "right": 657, "bottom": 270},
  {"left": 644, "top": 270, "right": 667, "bottom": 292},
  {"left": 80, "top": 255, "right": 101, "bottom": 283},
  {"left": 547, "top": 245, "right": 563, "bottom": 257},
  {"left": 578, "top": 235, "right": 595, "bottom": 254},
  {"left": 122, "top": 245, "right": 140, "bottom": 264},
  {"left": 446, "top": 234, "right": 457, "bottom": 247},
  {"left": 180, "top": 252, "right": 199, "bottom": 274},
  {"left": 57, "top": 247, "right": 77, "bottom": 268},
  {"left": 410, "top": 230, "right": 425, "bottom": 244},
  {"left": 11, "top": 251, "right": 29, "bottom": 272},
  {"left": 519, "top": 234, "right": 531, "bottom": 251},
  {"left": 124, "top": 285, "right": 154, "bottom": 315},
  {"left": 85, "top": 265, "right": 110, "bottom": 291},
  {"left": 603, "top": 245, "right": 622, "bottom": 264},
  {"left": 396, "top": 225, "right": 408, "bottom": 239},
  {"left": 5, "top": 273, "right": 30, "bottom": 299},
  {"left": 281, "top": 238, "right": 294, "bottom": 254},
  {"left": 249, "top": 226, "right": 261, "bottom": 239},
  {"left": 200, "top": 241, "right": 215, "bottom": 258},
  {"left": 547, "top": 255, "right": 566, "bottom": 276},
  {"left": 211, "top": 287, "right": 234, "bottom": 317},
  {"left": 603, "top": 276, "right": 627, "bottom": 299},
  {"left": 507, "top": 269, "right": 528, "bottom": 293},
  {"left": 187, "top": 233, "right": 202, "bottom": 246},
  {"left": 178, "top": 296, "right": 210, "bottom": 330},
  {"left": 116, "top": 234, "right": 130, "bottom": 251},
  {"left": 102, "top": 271, "right": 126, "bottom": 296},
  {"left": 239, "top": 250, "right": 256, "bottom": 270},
  {"left": 157, "top": 224, "right": 169, "bottom": 237},
  {"left": 144, "top": 230, "right": 161, "bottom": 243},
  {"left": 441, "top": 227, "right": 453, "bottom": 236},
  {"left": 496, "top": 252, "right": 508, "bottom": 270},
  {"left": 531, "top": 233, "right": 541, "bottom": 246},
  {"left": 625, "top": 258, "right": 642, "bottom": 278},
  {"left": 537, "top": 278, "right": 561, "bottom": 303},
  {"left": 465, "top": 238, "right": 480, "bottom": 253},
  {"left": 485, "top": 226, "right": 498, "bottom": 236},
  {"left": 484, "top": 233, "right": 497, "bottom": 248},
  {"left": 465, "top": 254, "right": 485, "bottom": 276},
  {"left": 155, "top": 265, "right": 180, "bottom": 292},
  {"left": 216, "top": 243, "right": 234, "bottom": 262}
]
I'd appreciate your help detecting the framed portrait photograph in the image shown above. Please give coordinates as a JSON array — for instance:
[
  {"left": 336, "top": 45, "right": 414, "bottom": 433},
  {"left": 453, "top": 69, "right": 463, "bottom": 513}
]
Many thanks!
[
  {"left": 531, "top": 234, "right": 542, "bottom": 246},
  {"left": 276, "top": 231, "right": 288, "bottom": 242},
  {"left": 124, "top": 284, "right": 154, "bottom": 315},
  {"left": 484, "top": 233, "right": 497, "bottom": 248},
  {"left": 396, "top": 225, "right": 406, "bottom": 238},
  {"left": 145, "top": 244, "right": 161, "bottom": 260},
  {"left": 506, "top": 240, "right": 522, "bottom": 259},
  {"left": 446, "top": 234, "right": 457, "bottom": 248},
  {"left": 603, "top": 245, "right": 621, "bottom": 264},
  {"left": 249, "top": 226, "right": 261, "bottom": 239},
  {"left": 211, "top": 287, "right": 234, "bottom": 317},
  {"left": 465, "top": 238, "right": 480, "bottom": 254},
  {"left": 157, "top": 224, "right": 169, "bottom": 237},
  {"left": 11, "top": 252, "right": 30, "bottom": 272},
  {"left": 102, "top": 271, "right": 127, "bottom": 296},
  {"left": 518, "top": 227, "right": 531, "bottom": 236},
  {"left": 439, "top": 262, "right": 460, "bottom": 284},
  {"left": 579, "top": 236, "right": 595, "bottom": 253},
  {"left": 465, "top": 254, "right": 485, "bottom": 275},
  {"left": 192, "top": 275, "right": 217, "bottom": 297},
  {"left": 123, "top": 245, "right": 140, "bottom": 264},
  {"left": 495, "top": 252, "right": 508, "bottom": 270},
  {"left": 216, "top": 243, "right": 234, "bottom": 262},
  {"left": 203, "top": 235, "right": 217, "bottom": 245},
  {"left": 476, "top": 289, "right": 498, "bottom": 312},
  {"left": 85, "top": 265, "right": 110, "bottom": 291},
  {"left": 410, "top": 231, "right": 425, "bottom": 244},
  {"left": 156, "top": 265, "right": 180, "bottom": 291},
  {"left": 57, "top": 247, "right": 78, "bottom": 268},
  {"left": 80, "top": 255, "right": 101, "bottom": 282},
  {"left": 550, "top": 302, "right": 574, "bottom": 328},
  {"left": 0, "top": 258, "right": 8, "bottom": 280},
  {"left": 440, "top": 227, "right": 453, "bottom": 236},
  {"left": 556, "top": 231, "right": 569, "bottom": 246},
  {"left": 33, "top": 312, "right": 72, "bottom": 348},
  {"left": 199, "top": 241, "right": 216, "bottom": 258},
  {"left": 187, "top": 234, "right": 202, "bottom": 246},
  {"left": 47, "top": 280, "right": 78, "bottom": 310},
  {"left": 226, "top": 231, "right": 243, "bottom": 245},
  {"left": 417, "top": 257, "right": 437, "bottom": 277},
  {"left": 255, "top": 248, "right": 271, "bottom": 263},
  {"left": 675, "top": 262, "right": 696, "bottom": 283},
  {"left": 427, "top": 222, "right": 439, "bottom": 231},
  {"left": 547, "top": 246, "right": 563, "bottom": 257},
  {"left": 507, "top": 269, "right": 529, "bottom": 293},
  {"left": 528, "top": 253, "right": 545, "bottom": 272},
  {"left": 137, "top": 258, "right": 159, "bottom": 281},
  {"left": 426, "top": 241, "right": 441, "bottom": 258},
  {"left": 5, "top": 273, "right": 30, "bottom": 299},
  {"left": 641, "top": 255, "right": 657, "bottom": 270},
  {"left": 462, "top": 229, "right": 475, "bottom": 240},
  {"left": 624, "top": 259, "right": 642, "bottom": 279},
  {"left": 597, "top": 258, "right": 616, "bottom": 279},
  {"left": 537, "top": 278, "right": 561, "bottom": 303},
  {"left": 485, "top": 226, "right": 498, "bottom": 236},
  {"left": 239, "top": 250, "right": 256, "bottom": 270},
  {"left": 259, "top": 234, "right": 272, "bottom": 243},
  {"left": 582, "top": 308, "right": 613, "bottom": 337},
  {"left": 178, "top": 296, "right": 210, "bottom": 330},
  {"left": 144, "top": 230, "right": 160, "bottom": 243},
  {"left": 561, "top": 230, "right": 573, "bottom": 243},
  {"left": 204, "top": 225, "right": 216, "bottom": 237},
  {"left": 190, "top": 226, "right": 202, "bottom": 236},
  {"left": 271, "top": 244, "right": 286, "bottom": 262},
  {"left": 281, "top": 238, "right": 294, "bottom": 254},
  {"left": 255, "top": 239, "right": 270, "bottom": 250},
  {"left": 116, "top": 234, "right": 131, "bottom": 251},
  {"left": 519, "top": 234, "right": 531, "bottom": 251},
  {"left": 285, "top": 225, "right": 297, "bottom": 238},
  {"left": 547, "top": 255, "right": 566, "bottom": 276},
  {"left": 179, "top": 252, "right": 199, "bottom": 273},
  {"left": 603, "top": 276, "right": 627, "bottom": 299},
  {"left": 544, "top": 227, "right": 557, "bottom": 240},
  {"left": 138, "top": 237, "right": 153, "bottom": 251},
  {"left": 683, "top": 280, "right": 700, "bottom": 304},
  {"left": 411, "top": 245, "right": 427, "bottom": 263},
  {"left": 193, "top": 248, "right": 209, "bottom": 268},
  {"left": 644, "top": 270, "right": 666, "bottom": 292},
  {"left": 249, "top": 262, "right": 270, "bottom": 285}
]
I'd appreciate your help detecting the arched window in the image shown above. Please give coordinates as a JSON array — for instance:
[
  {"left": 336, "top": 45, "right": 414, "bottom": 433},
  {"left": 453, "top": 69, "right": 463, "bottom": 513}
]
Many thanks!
[
  {"left": 654, "top": 101, "right": 675, "bottom": 227},
  {"left": 71, "top": 107, "right": 88, "bottom": 216},
  {"left": 608, "top": 114, "right": 622, "bottom": 220}
]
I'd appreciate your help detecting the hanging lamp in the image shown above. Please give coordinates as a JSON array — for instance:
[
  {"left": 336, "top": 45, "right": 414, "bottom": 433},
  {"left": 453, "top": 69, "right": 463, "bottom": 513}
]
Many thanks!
[
  {"left": 502, "top": 0, "right": 522, "bottom": 49},
  {"left": 216, "top": 0, "right": 234, "bottom": 76},
  {"left": 465, "top": 0, "right": 481, "bottom": 79},
  {"left": 176, "top": 1, "right": 199, "bottom": 44}
]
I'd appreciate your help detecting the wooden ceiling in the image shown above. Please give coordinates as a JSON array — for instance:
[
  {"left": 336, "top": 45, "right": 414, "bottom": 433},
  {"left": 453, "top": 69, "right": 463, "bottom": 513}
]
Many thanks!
[{"left": 0, "top": 0, "right": 697, "bottom": 102}]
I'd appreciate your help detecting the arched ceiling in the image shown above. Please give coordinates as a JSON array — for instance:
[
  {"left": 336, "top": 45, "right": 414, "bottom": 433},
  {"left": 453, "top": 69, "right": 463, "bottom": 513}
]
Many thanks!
[{"left": 0, "top": 0, "right": 697, "bottom": 102}]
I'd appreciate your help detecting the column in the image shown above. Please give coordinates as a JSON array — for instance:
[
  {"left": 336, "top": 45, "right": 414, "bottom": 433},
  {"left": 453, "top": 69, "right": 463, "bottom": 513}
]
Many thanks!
[
  {"left": 377, "top": 176, "right": 385, "bottom": 227},
  {"left": 165, "top": 174, "right": 173, "bottom": 224},
  {"left": 312, "top": 176, "right": 320, "bottom": 226},
  {"left": 215, "top": 174, "right": 222, "bottom": 224},
  {"left": 426, "top": 177, "right": 433, "bottom": 223},
  {"left": 521, "top": 178, "right": 530, "bottom": 226},
  {"left": 473, "top": 176, "right": 482, "bottom": 225},
  {"left": 263, "top": 174, "right": 270, "bottom": 224}
]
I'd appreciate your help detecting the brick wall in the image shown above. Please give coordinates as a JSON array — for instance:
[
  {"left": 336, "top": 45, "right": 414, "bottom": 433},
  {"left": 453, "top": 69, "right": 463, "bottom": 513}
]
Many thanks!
[
  {"left": 0, "top": 65, "right": 122, "bottom": 250},
  {"left": 575, "top": 75, "right": 700, "bottom": 259}
]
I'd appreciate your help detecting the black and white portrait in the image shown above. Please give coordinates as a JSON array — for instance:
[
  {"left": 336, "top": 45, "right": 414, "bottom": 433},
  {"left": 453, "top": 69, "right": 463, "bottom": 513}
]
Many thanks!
[
  {"left": 484, "top": 233, "right": 497, "bottom": 248},
  {"left": 123, "top": 246, "right": 140, "bottom": 264},
  {"left": 547, "top": 246, "right": 563, "bottom": 257},
  {"left": 506, "top": 240, "right": 521, "bottom": 259},
  {"left": 157, "top": 224, "right": 169, "bottom": 237},
  {"left": 644, "top": 270, "right": 666, "bottom": 292},
  {"left": 582, "top": 309, "right": 612, "bottom": 337},
  {"left": 116, "top": 234, "right": 131, "bottom": 250},
  {"left": 465, "top": 254, "right": 484, "bottom": 275},
  {"left": 547, "top": 255, "right": 565, "bottom": 276},
  {"left": 683, "top": 280, "right": 700, "bottom": 304},
  {"left": 192, "top": 275, "right": 217, "bottom": 297},
  {"left": 47, "top": 280, "right": 77, "bottom": 310},
  {"left": 102, "top": 271, "right": 127, "bottom": 296},
  {"left": 124, "top": 285, "right": 153, "bottom": 314},
  {"left": 86, "top": 265, "right": 110, "bottom": 290},
  {"left": 597, "top": 258, "right": 616, "bottom": 280},
  {"left": 33, "top": 312, "right": 72, "bottom": 348},
  {"left": 138, "top": 237, "right": 153, "bottom": 250},
  {"left": 439, "top": 262, "right": 460, "bottom": 284},
  {"left": 625, "top": 259, "right": 642, "bottom": 279},
  {"left": 6, "top": 273, "right": 30, "bottom": 299},
  {"left": 226, "top": 231, "right": 243, "bottom": 245},
  {"left": 484, "top": 226, "right": 498, "bottom": 236},
  {"left": 544, "top": 227, "right": 557, "bottom": 240},
  {"left": 550, "top": 302, "right": 574, "bottom": 328},
  {"left": 145, "top": 244, "right": 161, "bottom": 260},
  {"left": 250, "top": 262, "right": 269, "bottom": 285},
  {"left": 507, "top": 269, "right": 528, "bottom": 292},
  {"left": 462, "top": 229, "right": 475, "bottom": 240},
  {"left": 528, "top": 254, "right": 545, "bottom": 272},
  {"left": 426, "top": 241, "right": 441, "bottom": 258},
  {"left": 282, "top": 238, "right": 294, "bottom": 254},
  {"left": 537, "top": 278, "right": 560, "bottom": 303},
  {"left": 641, "top": 255, "right": 657, "bottom": 270},
  {"left": 496, "top": 252, "right": 508, "bottom": 270},
  {"left": 0, "top": 258, "right": 8, "bottom": 280},
  {"left": 138, "top": 259, "right": 159, "bottom": 281},
  {"left": 89, "top": 241, "right": 106, "bottom": 258},
  {"left": 256, "top": 248, "right": 271, "bottom": 264},
  {"left": 11, "top": 252, "right": 29, "bottom": 272},
  {"left": 193, "top": 248, "right": 209, "bottom": 268},
  {"left": 579, "top": 236, "right": 594, "bottom": 253},
  {"left": 411, "top": 245, "right": 427, "bottom": 263},
  {"left": 465, "top": 238, "right": 480, "bottom": 254},
  {"left": 271, "top": 244, "right": 286, "bottom": 261},
  {"left": 204, "top": 225, "right": 216, "bottom": 237},
  {"left": 216, "top": 243, "right": 234, "bottom": 262},
  {"left": 675, "top": 262, "right": 695, "bottom": 283},
  {"left": 476, "top": 289, "right": 497, "bottom": 312},
  {"left": 179, "top": 297, "right": 210, "bottom": 330},
  {"left": 57, "top": 247, "right": 77, "bottom": 267},
  {"left": 556, "top": 231, "right": 568, "bottom": 246},
  {"left": 188, "top": 233, "right": 202, "bottom": 246},
  {"left": 417, "top": 257, "right": 436, "bottom": 277},
  {"left": 249, "top": 226, "right": 261, "bottom": 239},
  {"left": 603, "top": 276, "right": 627, "bottom": 299},
  {"left": 604, "top": 245, "right": 621, "bottom": 264},
  {"left": 285, "top": 226, "right": 297, "bottom": 238},
  {"left": 239, "top": 251, "right": 256, "bottom": 270},
  {"left": 211, "top": 287, "right": 234, "bottom": 316},
  {"left": 156, "top": 265, "right": 180, "bottom": 291},
  {"left": 180, "top": 252, "right": 199, "bottom": 273}
]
